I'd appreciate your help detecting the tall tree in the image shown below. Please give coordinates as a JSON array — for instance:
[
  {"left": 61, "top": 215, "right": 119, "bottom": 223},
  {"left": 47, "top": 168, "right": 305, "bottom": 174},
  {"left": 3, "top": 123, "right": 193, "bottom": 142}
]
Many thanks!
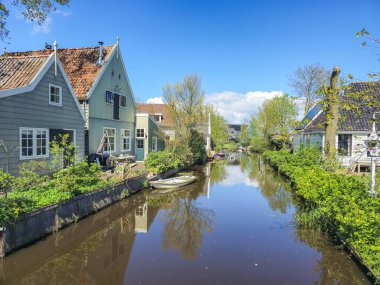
[
  {"left": 0, "top": 0, "right": 70, "bottom": 41},
  {"left": 208, "top": 106, "right": 229, "bottom": 149},
  {"left": 163, "top": 73, "right": 207, "bottom": 143},
  {"left": 288, "top": 64, "right": 329, "bottom": 115},
  {"left": 249, "top": 94, "right": 298, "bottom": 151},
  {"left": 323, "top": 66, "right": 340, "bottom": 157}
]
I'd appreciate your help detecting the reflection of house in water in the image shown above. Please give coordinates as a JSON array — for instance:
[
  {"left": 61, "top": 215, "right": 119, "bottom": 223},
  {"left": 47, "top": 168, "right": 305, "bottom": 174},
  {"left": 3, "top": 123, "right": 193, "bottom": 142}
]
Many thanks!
[
  {"left": 134, "top": 202, "right": 160, "bottom": 234},
  {"left": 0, "top": 196, "right": 160, "bottom": 285}
]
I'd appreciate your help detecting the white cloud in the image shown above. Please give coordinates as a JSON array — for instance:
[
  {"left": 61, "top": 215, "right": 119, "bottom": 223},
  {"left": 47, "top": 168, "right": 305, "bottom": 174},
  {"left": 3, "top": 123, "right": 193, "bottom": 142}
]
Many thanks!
[
  {"left": 219, "top": 165, "right": 258, "bottom": 187},
  {"left": 31, "top": 16, "right": 52, "bottom": 34},
  {"left": 146, "top": 96, "right": 164, "bottom": 104},
  {"left": 205, "top": 90, "right": 284, "bottom": 124},
  {"left": 53, "top": 9, "right": 71, "bottom": 17}
]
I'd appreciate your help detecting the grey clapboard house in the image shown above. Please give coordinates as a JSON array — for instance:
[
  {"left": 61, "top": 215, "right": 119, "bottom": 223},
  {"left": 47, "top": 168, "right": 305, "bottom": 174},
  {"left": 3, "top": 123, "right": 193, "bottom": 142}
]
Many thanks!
[
  {"left": 292, "top": 82, "right": 380, "bottom": 171},
  {"left": 4, "top": 39, "right": 137, "bottom": 159},
  {"left": 0, "top": 47, "right": 85, "bottom": 175}
]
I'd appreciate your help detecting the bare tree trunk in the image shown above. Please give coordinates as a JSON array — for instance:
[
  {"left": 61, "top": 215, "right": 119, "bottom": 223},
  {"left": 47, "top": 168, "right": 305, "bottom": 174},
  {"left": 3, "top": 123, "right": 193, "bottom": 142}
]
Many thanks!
[{"left": 324, "top": 66, "right": 340, "bottom": 156}]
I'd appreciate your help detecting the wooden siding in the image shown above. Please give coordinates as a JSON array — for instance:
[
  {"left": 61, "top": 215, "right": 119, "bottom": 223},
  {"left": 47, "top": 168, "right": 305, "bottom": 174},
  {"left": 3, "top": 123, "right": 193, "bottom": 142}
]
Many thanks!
[
  {"left": 0, "top": 64, "right": 85, "bottom": 175},
  {"left": 85, "top": 50, "right": 136, "bottom": 156}
]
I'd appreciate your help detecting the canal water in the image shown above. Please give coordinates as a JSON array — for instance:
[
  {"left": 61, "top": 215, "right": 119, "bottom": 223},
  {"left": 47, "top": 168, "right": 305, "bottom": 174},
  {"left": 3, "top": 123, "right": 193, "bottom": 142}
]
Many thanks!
[{"left": 0, "top": 155, "right": 372, "bottom": 285}]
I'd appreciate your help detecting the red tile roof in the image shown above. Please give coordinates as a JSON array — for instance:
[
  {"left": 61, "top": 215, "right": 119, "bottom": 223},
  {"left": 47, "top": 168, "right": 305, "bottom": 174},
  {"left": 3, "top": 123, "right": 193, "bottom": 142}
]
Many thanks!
[
  {"left": 0, "top": 55, "right": 50, "bottom": 90},
  {"left": 136, "top": 103, "right": 176, "bottom": 127},
  {"left": 2, "top": 45, "right": 114, "bottom": 100}
]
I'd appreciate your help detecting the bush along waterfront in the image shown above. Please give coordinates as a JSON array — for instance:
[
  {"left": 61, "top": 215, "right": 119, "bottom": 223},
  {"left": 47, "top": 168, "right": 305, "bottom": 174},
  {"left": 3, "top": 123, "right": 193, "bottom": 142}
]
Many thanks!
[
  {"left": 263, "top": 146, "right": 380, "bottom": 281},
  {"left": 0, "top": 136, "right": 132, "bottom": 228}
]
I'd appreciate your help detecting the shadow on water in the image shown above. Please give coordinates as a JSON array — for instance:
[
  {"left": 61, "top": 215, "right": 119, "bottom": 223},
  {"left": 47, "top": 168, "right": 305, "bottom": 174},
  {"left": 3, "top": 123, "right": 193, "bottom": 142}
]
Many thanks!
[{"left": 0, "top": 154, "right": 373, "bottom": 285}]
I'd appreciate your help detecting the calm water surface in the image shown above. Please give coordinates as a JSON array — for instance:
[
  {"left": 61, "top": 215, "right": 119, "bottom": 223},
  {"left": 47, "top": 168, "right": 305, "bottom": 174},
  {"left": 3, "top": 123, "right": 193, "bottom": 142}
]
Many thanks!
[{"left": 0, "top": 155, "right": 372, "bottom": 285}]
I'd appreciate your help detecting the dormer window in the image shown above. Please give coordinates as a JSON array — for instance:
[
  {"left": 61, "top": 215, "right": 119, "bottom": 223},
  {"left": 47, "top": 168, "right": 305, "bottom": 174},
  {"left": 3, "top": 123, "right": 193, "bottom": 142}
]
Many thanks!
[{"left": 49, "top": 84, "right": 62, "bottom": 106}]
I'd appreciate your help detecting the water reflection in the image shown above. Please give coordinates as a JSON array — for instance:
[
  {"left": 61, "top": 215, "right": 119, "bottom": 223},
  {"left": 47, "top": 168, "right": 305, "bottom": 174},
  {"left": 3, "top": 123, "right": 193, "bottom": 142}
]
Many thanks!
[
  {"left": 147, "top": 180, "right": 215, "bottom": 260},
  {"left": 0, "top": 155, "right": 372, "bottom": 285},
  {"left": 241, "top": 154, "right": 293, "bottom": 214},
  {"left": 0, "top": 194, "right": 156, "bottom": 285}
]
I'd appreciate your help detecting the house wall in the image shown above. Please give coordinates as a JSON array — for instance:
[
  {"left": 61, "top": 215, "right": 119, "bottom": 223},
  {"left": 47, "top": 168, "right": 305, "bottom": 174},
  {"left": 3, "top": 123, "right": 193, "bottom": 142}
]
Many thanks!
[
  {"left": 136, "top": 115, "right": 164, "bottom": 160},
  {"left": 293, "top": 131, "right": 372, "bottom": 167},
  {"left": 0, "top": 64, "right": 85, "bottom": 175},
  {"left": 87, "top": 49, "right": 136, "bottom": 155},
  {"left": 337, "top": 133, "right": 370, "bottom": 167},
  {"left": 292, "top": 132, "right": 323, "bottom": 151}
]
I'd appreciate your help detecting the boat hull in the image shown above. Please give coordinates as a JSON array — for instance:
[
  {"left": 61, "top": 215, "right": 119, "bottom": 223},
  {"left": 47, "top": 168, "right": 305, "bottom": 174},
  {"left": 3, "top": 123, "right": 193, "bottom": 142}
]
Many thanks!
[{"left": 149, "top": 176, "right": 197, "bottom": 189}]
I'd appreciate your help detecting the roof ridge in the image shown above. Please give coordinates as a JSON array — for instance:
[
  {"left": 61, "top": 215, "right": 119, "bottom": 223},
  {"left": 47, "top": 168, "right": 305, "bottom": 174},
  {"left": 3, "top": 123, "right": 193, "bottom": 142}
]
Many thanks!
[
  {"left": 4, "top": 44, "right": 114, "bottom": 55},
  {"left": 1, "top": 54, "right": 50, "bottom": 59}
]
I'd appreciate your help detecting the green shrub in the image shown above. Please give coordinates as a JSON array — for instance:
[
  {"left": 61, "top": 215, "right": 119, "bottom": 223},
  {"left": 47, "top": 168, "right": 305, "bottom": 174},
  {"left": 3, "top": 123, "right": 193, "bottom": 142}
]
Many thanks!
[
  {"left": 12, "top": 161, "right": 49, "bottom": 192},
  {"left": 0, "top": 169, "right": 14, "bottom": 198},
  {"left": 264, "top": 147, "right": 380, "bottom": 279},
  {"left": 145, "top": 146, "right": 194, "bottom": 174},
  {"left": 189, "top": 130, "right": 206, "bottom": 164},
  {"left": 52, "top": 161, "right": 103, "bottom": 195}
]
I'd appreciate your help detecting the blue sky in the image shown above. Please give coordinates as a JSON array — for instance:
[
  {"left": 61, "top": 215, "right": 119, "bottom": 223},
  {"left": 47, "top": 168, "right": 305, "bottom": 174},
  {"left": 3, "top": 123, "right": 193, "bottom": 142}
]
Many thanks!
[{"left": 3, "top": 0, "right": 380, "bottom": 123}]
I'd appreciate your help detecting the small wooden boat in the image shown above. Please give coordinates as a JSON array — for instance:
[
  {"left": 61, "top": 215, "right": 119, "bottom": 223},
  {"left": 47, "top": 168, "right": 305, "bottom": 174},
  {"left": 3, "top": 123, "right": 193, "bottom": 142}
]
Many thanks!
[{"left": 149, "top": 176, "right": 197, "bottom": 189}]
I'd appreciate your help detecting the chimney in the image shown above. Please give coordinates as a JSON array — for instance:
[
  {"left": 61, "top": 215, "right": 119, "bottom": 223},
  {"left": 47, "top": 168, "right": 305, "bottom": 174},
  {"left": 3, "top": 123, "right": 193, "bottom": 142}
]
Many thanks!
[{"left": 98, "top": 41, "right": 104, "bottom": 65}]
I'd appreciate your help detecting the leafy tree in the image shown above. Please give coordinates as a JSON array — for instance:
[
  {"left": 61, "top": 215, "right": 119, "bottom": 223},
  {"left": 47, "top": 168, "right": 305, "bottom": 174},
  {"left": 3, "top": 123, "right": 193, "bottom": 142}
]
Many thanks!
[
  {"left": 0, "top": 0, "right": 70, "bottom": 41},
  {"left": 189, "top": 129, "right": 206, "bottom": 164},
  {"left": 208, "top": 107, "right": 229, "bottom": 150},
  {"left": 249, "top": 94, "right": 298, "bottom": 152},
  {"left": 163, "top": 73, "right": 207, "bottom": 144},
  {"left": 288, "top": 64, "right": 329, "bottom": 115},
  {"left": 0, "top": 168, "right": 13, "bottom": 198}
]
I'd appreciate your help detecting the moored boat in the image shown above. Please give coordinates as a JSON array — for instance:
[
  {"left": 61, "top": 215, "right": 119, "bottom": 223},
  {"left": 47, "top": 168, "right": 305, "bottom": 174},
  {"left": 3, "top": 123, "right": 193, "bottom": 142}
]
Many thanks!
[{"left": 149, "top": 176, "right": 197, "bottom": 189}]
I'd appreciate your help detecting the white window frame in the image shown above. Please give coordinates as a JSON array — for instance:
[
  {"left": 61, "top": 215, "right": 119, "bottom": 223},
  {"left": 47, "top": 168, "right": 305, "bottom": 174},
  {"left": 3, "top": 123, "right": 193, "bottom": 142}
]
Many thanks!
[
  {"left": 49, "top": 83, "right": 62, "bottom": 106},
  {"left": 19, "top": 128, "right": 49, "bottom": 160},
  {"left": 152, "top": 136, "right": 158, "bottom": 152},
  {"left": 120, "top": 95, "right": 127, "bottom": 108},
  {"left": 136, "top": 128, "right": 145, "bottom": 138},
  {"left": 103, "top": 127, "right": 116, "bottom": 152},
  {"left": 121, "top": 129, "right": 131, "bottom": 151}
]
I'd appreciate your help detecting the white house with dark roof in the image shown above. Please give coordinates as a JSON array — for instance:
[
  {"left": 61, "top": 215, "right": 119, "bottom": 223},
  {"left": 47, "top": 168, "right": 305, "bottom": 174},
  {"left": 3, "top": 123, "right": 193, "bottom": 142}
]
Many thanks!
[
  {"left": 0, "top": 44, "right": 85, "bottom": 175},
  {"left": 293, "top": 82, "right": 380, "bottom": 171}
]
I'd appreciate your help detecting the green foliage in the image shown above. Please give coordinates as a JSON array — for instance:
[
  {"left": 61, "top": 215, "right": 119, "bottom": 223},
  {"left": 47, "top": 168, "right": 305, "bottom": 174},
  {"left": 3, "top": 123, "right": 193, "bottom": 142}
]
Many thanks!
[
  {"left": 0, "top": 169, "right": 14, "bottom": 197},
  {"left": 145, "top": 146, "right": 194, "bottom": 174},
  {"left": 263, "top": 148, "right": 380, "bottom": 279},
  {"left": 50, "top": 133, "right": 77, "bottom": 171},
  {"left": 209, "top": 108, "right": 229, "bottom": 149},
  {"left": 189, "top": 130, "right": 206, "bottom": 164},
  {"left": 0, "top": 160, "right": 112, "bottom": 226},
  {"left": 249, "top": 94, "right": 298, "bottom": 153},
  {"left": 12, "top": 161, "right": 49, "bottom": 192},
  {"left": 1, "top": 0, "right": 70, "bottom": 41},
  {"left": 52, "top": 162, "right": 103, "bottom": 195}
]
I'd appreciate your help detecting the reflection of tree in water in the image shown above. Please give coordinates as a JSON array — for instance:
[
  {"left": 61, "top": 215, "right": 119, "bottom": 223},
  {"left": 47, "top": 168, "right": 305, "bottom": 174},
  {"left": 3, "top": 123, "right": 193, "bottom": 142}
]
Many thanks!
[
  {"left": 296, "top": 228, "right": 371, "bottom": 285},
  {"left": 240, "top": 154, "right": 293, "bottom": 214},
  {"left": 210, "top": 160, "right": 227, "bottom": 184},
  {"left": 159, "top": 187, "right": 215, "bottom": 260}
]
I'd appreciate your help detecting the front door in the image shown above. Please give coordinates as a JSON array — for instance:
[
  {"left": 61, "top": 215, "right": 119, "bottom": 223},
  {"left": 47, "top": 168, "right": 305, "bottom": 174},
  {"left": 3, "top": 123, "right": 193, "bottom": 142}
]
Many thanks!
[{"left": 136, "top": 139, "right": 145, "bottom": 161}]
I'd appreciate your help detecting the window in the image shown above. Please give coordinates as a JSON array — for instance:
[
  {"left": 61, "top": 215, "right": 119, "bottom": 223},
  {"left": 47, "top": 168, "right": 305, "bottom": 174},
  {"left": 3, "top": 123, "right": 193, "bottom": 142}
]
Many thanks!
[
  {"left": 152, "top": 137, "right": 157, "bottom": 151},
  {"left": 105, "top": 91, "right": 114, "bottom": 104},
  {"left": 136, "top": 129, "right": 145, "bottom": 138},
  {"left": 338, "top": 134, "right": 352, "bottom": 156},
  {"left": 20, "top": 128, "right": 49, "bottom": 159},
  {"left": 49, "top": 84, "right": 62, "bottom": 106},
  {"left": 121, "top": 129, "right": 131, "bottom": 151},
  {"left": 103, "top": 128, "right": 116, "bottom": 152},
  {"left": 120, "top": 95, "right": 127, "bottom": 107}
]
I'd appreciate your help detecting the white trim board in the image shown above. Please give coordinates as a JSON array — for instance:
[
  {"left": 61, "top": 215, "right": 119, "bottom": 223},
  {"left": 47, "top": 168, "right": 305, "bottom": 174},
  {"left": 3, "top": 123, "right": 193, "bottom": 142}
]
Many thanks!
[{"left": 0, "top": 53, "right": 85, "bottom": 122}]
